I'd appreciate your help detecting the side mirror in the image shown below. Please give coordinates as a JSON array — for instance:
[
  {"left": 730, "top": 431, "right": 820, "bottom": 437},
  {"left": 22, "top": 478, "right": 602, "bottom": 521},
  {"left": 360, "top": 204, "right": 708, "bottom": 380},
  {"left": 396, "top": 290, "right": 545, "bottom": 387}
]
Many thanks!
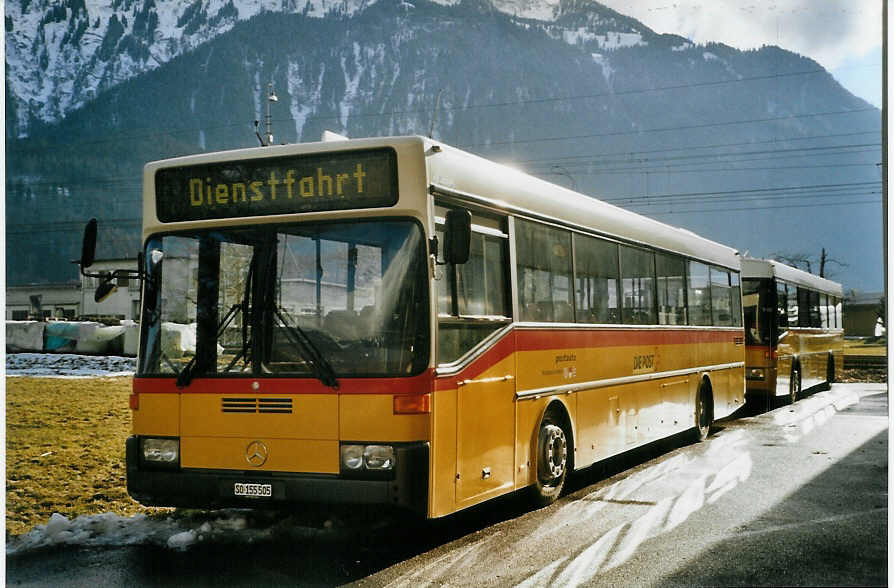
[
  {"left": 444, "top": 209, "right": 471, "bottom": 265},
  {"left": 95, "top": 277, "right": 118, "bottom": 303},
  {"left": 81, "top": 218, "right": 98, "bottom": 271}
]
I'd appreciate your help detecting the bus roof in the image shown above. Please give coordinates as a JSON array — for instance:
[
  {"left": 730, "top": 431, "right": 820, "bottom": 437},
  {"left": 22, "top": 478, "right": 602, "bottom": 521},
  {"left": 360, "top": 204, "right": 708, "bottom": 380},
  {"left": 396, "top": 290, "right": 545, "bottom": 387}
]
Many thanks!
[
  {"left": 741, "top": 257, "right": 843, "bottom": 296},
  {"left": 422, "top": 137, "right": 741, "bottom": 270},
  {"left": 143, "top": 134, "right": 740, "bottom": 270}
]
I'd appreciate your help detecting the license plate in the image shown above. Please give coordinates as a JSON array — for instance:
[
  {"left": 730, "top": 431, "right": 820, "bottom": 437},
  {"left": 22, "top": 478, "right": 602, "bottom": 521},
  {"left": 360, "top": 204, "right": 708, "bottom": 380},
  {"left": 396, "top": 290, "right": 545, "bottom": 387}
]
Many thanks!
[{"left": 234, "top": 483, "right": 272, "bottom": 498}]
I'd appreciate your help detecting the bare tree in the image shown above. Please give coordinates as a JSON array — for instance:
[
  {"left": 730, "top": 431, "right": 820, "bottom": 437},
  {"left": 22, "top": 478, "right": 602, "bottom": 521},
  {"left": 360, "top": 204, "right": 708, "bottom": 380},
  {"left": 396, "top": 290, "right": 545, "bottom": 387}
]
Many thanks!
[{"left": 769, "top": 248, "right": 848, "bottom": 278}]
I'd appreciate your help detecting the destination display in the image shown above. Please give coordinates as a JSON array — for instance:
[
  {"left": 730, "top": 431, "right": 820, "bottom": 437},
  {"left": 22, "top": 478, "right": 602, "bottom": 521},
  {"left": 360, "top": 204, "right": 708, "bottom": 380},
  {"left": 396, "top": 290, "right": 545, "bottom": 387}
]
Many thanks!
[{"left": 155, "top": 148, "right": 398, "bottom": 222}]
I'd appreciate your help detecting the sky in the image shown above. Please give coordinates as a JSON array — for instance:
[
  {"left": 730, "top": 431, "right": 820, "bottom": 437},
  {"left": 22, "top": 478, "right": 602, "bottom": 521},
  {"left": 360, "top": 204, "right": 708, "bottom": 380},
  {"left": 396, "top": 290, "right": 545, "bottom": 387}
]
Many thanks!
[{"left": 598, "top": 0, "right": 883, "bottom": 108}]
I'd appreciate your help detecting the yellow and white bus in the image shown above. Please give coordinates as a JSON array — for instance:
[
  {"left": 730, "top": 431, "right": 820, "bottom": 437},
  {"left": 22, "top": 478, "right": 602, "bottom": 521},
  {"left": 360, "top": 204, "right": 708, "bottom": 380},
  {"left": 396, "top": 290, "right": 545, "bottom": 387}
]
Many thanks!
[
  {"left": 741, "top": 258, "right": 843, "bottom": 406},
  {"left": 85, "top": 134, "right": 745, "bottom": 518}
]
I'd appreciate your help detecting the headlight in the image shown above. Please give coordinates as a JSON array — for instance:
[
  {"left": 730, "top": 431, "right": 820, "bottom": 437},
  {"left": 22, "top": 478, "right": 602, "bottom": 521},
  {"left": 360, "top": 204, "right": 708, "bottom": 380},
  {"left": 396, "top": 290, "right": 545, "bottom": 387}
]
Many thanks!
[
  {"left": 340, "top": 443, "right": 396, "bottom": 473},
  {"left": 340, "top": 445, "right": 364, "bottom": 470},
  {"left": 747, "top": 368, "right": 766, "bottom": 380},
  {"left": 141, "top": 437, "right": 179, "bottom": 466},
  {"left": 363, "top": 445, "right": 395, "bottom": 470}
]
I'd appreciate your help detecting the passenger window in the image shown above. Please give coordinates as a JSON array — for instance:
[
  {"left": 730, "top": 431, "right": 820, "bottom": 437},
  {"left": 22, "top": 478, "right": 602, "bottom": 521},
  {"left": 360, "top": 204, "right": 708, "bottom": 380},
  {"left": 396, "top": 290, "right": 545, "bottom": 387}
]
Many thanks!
[
  {"left": 516, "top": 219, "right": 573, "bottom": 322},
  {"left": 809, "top": 290, "right": 821, "bottom": 327},
  {"left": 620, "top": 246, "right": 656, "bottom": 325},
  {"left": 787, "top": 283, "right": 800, "bottom": 327},
  {"left": 798, "top": 288, "right": 811, "bottom": 327},
  {"left": 656, "top": 253, "right": 687, "bottom": 325},
  {"left": 437, "top": 211, "right": 510, "bottom": 365},
  {"left": 776, "top": 282, "right": 788, "bottom": 330},
  {"left": 730, "top": 271, "right": 742, "bottom": 327},
  {"left": 710, "top": 267, "right": 733, "bottom": 326},
  {"left": 573, "top": 234, "right": 619, "bottom": 324},
  {"left": 688, "top": 261, "right": 711, "bottom": 326}
]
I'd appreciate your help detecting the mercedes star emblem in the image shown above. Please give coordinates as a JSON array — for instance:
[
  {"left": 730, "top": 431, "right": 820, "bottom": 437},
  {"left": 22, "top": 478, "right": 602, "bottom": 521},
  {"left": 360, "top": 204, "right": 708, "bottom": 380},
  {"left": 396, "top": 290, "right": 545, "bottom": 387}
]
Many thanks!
[{"left": 245, "top": 440, "right": 269, "bottom": 467}]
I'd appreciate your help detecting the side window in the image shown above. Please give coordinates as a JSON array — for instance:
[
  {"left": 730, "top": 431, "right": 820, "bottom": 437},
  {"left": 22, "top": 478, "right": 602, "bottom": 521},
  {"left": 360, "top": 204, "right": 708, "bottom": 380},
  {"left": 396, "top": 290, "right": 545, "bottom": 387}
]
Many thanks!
[
  {"left": 688, "top": 261, "right": 711, "bottom": 326},
  {"left": 516, "top": 219, "right": 573, "bottom": 323},
  {"left": 437, "top": 211, "right": 510, "bottom": 364},
  {"left": 776, "top": 281, "right": 788, "bottom": 330},
  {"left": 820, "top": 294, "right": 829, "bottom": 328},
  {"left": 456, "top": 233, "right": 509, "bottom": 316},
  {"left": 787, "top": 282, "right": 799, "bottom": 327},
  {"left": 809, "top": 290, "right": 821, "bottom": 327},
  {"left": 730, "top": 271, "right": 742, "bottom": 327},
  {"left": 710, "top": 267, "right": 733, "bottom": 326},
  {"left": 620, "top": 246, "right": 656, "bottom": 325},
  {"left": 797, "top": 287, "right": 810, "bottom": 327},
  {"left": 573, "top": 234, "right": 620, "bottom": 324},
  {"left": 656, "top": 253, "right": 687, "bottom": 325}
]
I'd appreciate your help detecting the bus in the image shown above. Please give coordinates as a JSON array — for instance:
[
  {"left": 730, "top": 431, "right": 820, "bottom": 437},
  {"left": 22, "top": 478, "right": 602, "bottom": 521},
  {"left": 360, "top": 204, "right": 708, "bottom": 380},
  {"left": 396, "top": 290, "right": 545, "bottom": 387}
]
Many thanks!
[
  {"left": 81, "top": 134, "right": 745, "bottom": 518},
  {"left": 741, "top": 258, "right": 844, "bottom": 407}
]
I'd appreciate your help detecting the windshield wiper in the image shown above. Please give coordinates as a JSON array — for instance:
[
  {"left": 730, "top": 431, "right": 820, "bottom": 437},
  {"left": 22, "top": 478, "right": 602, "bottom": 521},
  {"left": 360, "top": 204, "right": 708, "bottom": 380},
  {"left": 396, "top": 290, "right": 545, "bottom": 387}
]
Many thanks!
[
  {"left": 176, "top": 302, "right": 245, "bottom": 388},
  {"left": 273, "top": 306, "right": 340, "bottom": 390}
]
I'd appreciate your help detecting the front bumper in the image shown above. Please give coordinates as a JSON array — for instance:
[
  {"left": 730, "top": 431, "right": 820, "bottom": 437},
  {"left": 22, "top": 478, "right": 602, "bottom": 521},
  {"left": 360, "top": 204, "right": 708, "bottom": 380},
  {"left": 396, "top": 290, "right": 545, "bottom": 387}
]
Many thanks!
[{"left": 126, "top": 436, "right": 429, "bottom": 515}]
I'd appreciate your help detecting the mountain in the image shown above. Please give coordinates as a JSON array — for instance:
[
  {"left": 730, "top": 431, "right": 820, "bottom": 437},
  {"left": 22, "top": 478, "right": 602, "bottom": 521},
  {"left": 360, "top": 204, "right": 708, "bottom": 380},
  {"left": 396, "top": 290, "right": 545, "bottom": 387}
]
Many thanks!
[{"left": 5, "top": 0, "right": 883, "bottom": 292}]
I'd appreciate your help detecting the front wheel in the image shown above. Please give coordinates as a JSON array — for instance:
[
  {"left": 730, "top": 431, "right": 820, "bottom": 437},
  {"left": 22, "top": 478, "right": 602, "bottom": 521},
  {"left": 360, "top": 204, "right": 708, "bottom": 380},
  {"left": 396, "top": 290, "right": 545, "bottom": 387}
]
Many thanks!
[
  {"left": 789, "top": 365, "right": 802, "bottom": 404},
  {"left": 693, "top": 384, "right": 713, "bottom": 442},
  {"left": 531, "top": 414, "right": 568, "bottom": 508}
]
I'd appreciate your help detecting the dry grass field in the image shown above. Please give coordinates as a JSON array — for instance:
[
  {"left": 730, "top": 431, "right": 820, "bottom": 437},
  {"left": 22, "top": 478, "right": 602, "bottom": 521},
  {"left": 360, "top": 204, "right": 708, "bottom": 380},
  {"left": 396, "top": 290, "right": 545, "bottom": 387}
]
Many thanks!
[{"left": 5, "top": 377, "right": 169, "bottom": 537}]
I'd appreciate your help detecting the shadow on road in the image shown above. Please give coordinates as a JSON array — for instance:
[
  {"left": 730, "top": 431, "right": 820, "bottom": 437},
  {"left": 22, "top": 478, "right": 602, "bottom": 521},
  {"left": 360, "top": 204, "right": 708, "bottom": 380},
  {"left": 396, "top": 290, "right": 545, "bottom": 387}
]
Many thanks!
[{"left": 656, "top": 425, "right": 888, "bottom": 587}]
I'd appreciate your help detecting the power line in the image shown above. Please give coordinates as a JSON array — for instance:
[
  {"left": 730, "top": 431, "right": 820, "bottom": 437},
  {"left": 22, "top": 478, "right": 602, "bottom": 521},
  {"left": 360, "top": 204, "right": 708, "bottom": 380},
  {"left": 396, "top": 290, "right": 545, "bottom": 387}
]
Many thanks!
[
  {"left": 524, "top": 142, "right": 881, "bottom": 171},
  {"left": 463, "top": 107, "right": 879, "bottom": 149},
  {"left": 600, "top": 180, "right": 881, "bottom": 204},
  {"left": 514, "top": 130, "right": 881, "bottom": 165},
  {"left": 644, "top": 198, "right": 881, "bottom": 216}
]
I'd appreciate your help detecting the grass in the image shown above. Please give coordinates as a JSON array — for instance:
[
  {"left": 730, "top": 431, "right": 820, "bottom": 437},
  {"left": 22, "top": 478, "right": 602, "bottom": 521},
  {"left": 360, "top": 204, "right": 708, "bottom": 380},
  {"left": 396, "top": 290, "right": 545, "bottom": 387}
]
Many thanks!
[{"left": 5, "top": 376, "right": 169, "bottom": 537}]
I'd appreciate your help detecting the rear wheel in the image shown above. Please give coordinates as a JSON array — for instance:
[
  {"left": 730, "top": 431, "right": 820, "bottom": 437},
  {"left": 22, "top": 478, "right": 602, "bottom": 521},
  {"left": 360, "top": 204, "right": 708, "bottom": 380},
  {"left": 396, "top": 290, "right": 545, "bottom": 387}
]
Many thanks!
[
  {"left": 693, "top": 383, "right": 713, "bottom": 442},
  {"left": 531, "top": 412, "right": 569, "bottom": 508},
  {"left": 826, "top": 353, "right": 835, "bottom": 387},
  {"left": 789, "top": 365, "right": 802, "bottom": 404}
]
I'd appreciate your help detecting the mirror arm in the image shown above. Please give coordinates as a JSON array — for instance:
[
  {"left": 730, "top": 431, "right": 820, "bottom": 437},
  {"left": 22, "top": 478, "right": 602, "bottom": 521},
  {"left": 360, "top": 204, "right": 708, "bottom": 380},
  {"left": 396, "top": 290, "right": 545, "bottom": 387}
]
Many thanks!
[{"left": 429, "top": 235, "right": 449, "bottom": 266}]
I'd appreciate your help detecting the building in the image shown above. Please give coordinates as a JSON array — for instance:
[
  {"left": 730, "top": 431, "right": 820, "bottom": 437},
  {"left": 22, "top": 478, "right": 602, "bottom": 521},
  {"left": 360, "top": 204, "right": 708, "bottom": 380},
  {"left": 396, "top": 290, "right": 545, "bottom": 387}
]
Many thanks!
[
  {"left": 6, "top": 282, "right": 81, "bottom": 320},
  {"left": 6, "top": 258, "right": 141, "bottom": 321},
  {"left": 842, "top": 291, "right": 885, "bottom": 337}
]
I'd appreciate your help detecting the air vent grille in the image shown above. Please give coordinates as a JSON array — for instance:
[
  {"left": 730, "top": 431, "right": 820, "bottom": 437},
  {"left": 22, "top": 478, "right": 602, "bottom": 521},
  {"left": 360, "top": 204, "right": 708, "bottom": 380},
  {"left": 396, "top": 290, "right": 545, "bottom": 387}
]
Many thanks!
[{"left": 222, "top": 397, "right": 292, "bottom": 414}]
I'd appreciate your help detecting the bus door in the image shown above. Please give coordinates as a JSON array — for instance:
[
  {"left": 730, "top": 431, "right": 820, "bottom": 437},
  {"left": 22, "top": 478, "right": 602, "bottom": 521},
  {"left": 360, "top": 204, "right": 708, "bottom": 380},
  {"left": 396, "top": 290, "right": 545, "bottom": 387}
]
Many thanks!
[{"left": 435, "top": 207, "right": 514, "bottom": 507}]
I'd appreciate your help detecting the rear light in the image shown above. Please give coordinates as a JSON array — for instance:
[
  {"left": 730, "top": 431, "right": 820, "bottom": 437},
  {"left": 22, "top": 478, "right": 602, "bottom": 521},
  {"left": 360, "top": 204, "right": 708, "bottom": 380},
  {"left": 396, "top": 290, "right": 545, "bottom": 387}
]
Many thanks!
[
  {"left": 129, "top": 392, "right": 139, "bottom": 410},
  {"left": 393, "top": 393, "right": 431, "bottom": 414}
]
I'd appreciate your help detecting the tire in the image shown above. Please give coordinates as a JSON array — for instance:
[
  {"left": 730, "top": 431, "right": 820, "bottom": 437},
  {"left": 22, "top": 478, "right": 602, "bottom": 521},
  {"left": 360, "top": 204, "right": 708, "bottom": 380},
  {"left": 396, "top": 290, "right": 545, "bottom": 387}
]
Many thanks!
[
  {"left": 826, "top": 353, "right": 835, "bottom": 387},
  {"left": 693, "top": 383, "right": 713, "bottom": 442},
  {"left": 789, "top": 365, "right": 802, "bottom": 404},
  {"left": 531, "top": 412, "right": 569, "bottom": 508}
]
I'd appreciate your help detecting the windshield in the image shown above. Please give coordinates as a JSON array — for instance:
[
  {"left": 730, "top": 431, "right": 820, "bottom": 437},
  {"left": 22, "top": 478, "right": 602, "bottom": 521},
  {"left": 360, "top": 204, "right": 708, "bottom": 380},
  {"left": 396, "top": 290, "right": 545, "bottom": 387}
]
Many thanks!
[{"left": 138, "top": 220, "right": 430, "bottom": 379}]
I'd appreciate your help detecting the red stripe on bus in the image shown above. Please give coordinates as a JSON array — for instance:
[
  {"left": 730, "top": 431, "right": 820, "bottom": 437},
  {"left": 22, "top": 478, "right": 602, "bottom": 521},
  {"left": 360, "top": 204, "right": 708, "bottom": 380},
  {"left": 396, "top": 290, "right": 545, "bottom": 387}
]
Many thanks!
[
  {"left": 515, "top": 328, "right": 741, "bottom": 351},
  {"left": 433, "top": 326, "right": 741, "bottom": 390}
]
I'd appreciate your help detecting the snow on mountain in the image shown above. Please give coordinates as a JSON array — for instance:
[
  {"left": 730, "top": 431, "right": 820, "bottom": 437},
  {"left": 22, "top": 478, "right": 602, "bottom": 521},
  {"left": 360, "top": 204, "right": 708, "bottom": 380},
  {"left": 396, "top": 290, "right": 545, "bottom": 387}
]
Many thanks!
[{"left": 5, "top": 0, "right": 652, "bottom": 136}]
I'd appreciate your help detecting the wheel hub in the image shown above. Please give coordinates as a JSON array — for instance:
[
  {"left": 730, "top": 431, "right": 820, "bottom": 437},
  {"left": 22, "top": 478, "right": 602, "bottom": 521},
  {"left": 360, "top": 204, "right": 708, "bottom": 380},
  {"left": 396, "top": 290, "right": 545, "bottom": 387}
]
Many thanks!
[{"left": 539, "top": 424, "right": 567, "bottom": 481}]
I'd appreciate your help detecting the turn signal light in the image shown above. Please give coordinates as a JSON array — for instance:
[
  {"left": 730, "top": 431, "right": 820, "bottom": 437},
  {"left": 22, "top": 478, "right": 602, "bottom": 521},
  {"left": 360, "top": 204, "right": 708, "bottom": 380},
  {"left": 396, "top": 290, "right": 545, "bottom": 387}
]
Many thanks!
[{"left": 393, "top": 393, "right": 431, "bottom": 414}]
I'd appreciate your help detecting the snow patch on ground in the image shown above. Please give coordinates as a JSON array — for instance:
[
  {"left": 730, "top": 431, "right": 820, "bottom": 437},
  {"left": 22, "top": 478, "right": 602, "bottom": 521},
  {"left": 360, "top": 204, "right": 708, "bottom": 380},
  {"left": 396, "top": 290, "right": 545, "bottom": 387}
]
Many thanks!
[
  {"left": 5, "top": 353, "right": 136, "bottom": 378},
  {"left": 7, "top": 509, "right": 345, "bottom": 555}
]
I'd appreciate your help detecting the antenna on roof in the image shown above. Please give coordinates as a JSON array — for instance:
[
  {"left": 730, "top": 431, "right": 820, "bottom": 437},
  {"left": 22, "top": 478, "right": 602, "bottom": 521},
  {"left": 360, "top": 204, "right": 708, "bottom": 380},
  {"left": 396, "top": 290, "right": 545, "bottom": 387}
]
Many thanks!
[{"left": 265, "top": 82, "right": 278, "bottom": 145}]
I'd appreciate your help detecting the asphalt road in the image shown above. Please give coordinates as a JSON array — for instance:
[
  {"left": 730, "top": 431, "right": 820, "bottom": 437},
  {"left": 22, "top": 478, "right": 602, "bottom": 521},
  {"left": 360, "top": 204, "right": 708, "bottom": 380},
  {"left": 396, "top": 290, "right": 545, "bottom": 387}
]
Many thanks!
[{"left": 5, "top": 383, "right": 888, "bottom": 587}]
